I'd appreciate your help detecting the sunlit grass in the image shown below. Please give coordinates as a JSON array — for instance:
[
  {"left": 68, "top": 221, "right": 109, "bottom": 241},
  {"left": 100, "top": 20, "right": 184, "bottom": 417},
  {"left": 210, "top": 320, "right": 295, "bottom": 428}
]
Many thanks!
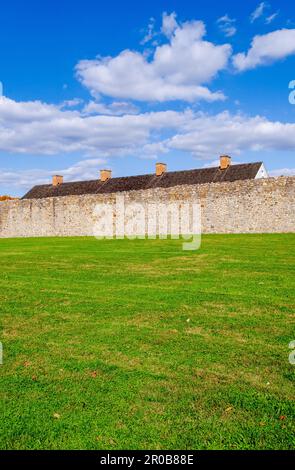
[{"left": 0, "top": 234, "right": 294, "bottom": 449}]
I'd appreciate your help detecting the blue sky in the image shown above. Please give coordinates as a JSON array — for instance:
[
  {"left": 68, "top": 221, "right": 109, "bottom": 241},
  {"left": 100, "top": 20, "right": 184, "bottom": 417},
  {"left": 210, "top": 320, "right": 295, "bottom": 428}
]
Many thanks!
[{"left": 0, "top": 0, "right": 295, "bottom": 196}]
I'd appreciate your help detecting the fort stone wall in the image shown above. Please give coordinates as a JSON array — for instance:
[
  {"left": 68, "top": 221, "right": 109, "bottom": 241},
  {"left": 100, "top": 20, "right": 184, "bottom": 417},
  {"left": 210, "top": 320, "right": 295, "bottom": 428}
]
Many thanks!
[{"left": 0, "top": 176, "right": 294, "bottom": 238}]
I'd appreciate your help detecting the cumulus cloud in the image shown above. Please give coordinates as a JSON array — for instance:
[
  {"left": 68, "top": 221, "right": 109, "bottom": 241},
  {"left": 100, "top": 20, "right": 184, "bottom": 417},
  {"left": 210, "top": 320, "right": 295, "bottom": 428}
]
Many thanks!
[
  {"left": 161, "top": 12, "right": 178, "bottom": 38},
  {"left": 233, "top": 29, "right": 295, "bottom": 71},
  {"left": 2, "top": 95, "right": 295, "bottom": 161},
  {"left": 82, "top": 100, "right": 139, "bottom": 116},
  {"left": 2, "top": 91, "right": 295, "bottom": 194},
  {"left": 76, "top": 15, "right": 231, "bottom": 102},
  {"left": 166, "top": 111, "right": 295, "bottom": 158},
  {"left": 0, "top": 96, "right": 190, "bottom": 157},
  {"left": 3, "top": 10, "right": 295, "bottom": 195},
  {"left": 217, "top": 14, "right": 237, "bottom": 37}
]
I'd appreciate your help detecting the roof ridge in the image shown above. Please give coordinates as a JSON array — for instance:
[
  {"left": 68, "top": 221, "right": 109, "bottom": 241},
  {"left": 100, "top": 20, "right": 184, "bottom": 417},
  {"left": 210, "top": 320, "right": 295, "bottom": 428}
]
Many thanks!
[
  {"left": 33, "top": 162, "right": 263, "bottom": 188},
  {"left": 22, "top": 162, "right": 264, "bottom": 199}
]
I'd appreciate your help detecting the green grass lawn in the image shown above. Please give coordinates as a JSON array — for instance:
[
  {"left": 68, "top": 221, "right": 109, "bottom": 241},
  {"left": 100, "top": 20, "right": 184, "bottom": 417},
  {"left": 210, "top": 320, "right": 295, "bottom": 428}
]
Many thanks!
[{"left": 0, "top": 234, "right": 294, "bottom": 450}]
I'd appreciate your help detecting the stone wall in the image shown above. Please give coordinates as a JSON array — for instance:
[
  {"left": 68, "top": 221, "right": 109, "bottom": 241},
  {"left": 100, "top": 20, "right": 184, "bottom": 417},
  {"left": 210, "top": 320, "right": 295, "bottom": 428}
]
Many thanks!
[{"left": 0, "top": 176, "right": 294, "bottom": 238}]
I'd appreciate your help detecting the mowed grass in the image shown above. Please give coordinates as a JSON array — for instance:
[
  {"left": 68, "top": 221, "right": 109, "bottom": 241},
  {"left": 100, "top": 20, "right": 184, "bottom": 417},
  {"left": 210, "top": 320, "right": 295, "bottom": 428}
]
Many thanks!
[{"left": 0, "top": 234, "right": 294, "bottom": 450}]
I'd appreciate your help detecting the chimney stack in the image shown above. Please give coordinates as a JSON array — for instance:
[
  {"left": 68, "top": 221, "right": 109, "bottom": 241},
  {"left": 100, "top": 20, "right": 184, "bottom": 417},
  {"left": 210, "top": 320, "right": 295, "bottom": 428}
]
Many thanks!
[
  {"left": 156, "top": 162, "right": 167, "bottom": 176},
  {"left": 52, "top": 175, "right": 63, "bottom": 186},
  {"left": 100, "top": 169, "right": 112, "bottom": 182},
  {"left": 220, "top": 155, "right": 231, "bottom": 170}
]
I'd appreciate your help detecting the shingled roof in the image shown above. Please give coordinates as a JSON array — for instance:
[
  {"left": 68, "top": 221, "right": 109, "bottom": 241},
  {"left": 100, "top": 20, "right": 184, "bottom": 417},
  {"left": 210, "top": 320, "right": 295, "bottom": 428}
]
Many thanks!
[{"left": 22, "top": 162, "right": 263, "bottom": 200}]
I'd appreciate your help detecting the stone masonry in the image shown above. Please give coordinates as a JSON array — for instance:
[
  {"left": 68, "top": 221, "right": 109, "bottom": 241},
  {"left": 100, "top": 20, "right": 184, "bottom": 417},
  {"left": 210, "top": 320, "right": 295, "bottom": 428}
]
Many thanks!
[{"left": 0, "top": 176, "right": 294, "bottom": 238}]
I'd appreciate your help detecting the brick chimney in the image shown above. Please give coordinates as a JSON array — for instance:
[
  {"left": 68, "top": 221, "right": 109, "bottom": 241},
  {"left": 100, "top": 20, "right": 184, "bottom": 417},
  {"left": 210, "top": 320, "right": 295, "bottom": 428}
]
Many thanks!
[
  {"left": 52, "top": 175, "right": 63, "bottom": 186},
  {"left": 220, "top": 155, "right": 231, "bottom": 170},
  {"left": 100, "top": 169, "right": 112, "bottom": 182},
  {"left": 156, "top": 163, "right": 167, "bottom": 176}
]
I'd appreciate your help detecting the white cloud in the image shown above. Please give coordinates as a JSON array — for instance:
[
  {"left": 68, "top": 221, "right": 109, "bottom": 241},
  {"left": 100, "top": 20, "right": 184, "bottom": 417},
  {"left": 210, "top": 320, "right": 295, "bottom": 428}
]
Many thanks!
[
  {"left": 269, "top": 168, "right": 295, "bottom": 177},
  {"left": 82, "top": 100, "right": 139, "bottom": 116},
  {"left": 3, "top": 10, "right": 295, "bottom": 195},
  {"left": 161, "top": 12, "right": 178, "bottom": 38},
  {"left": 250, "top": 2, "right": 268, "bottom": 23},
  {"left": 0, "top": 96, "right": 65, "bottom": 123},
  {"left": 60, "top": 98, "right": 83, "bottom": 109},
  {"left": 217, "top": 14, "right": 237, "bottom": 37},
  {"left": 0, "top": 96, "right": 190, "bottom": 157},
  {"left": 166, "top": 111, "right": 295, "bottom": 158},
  {"left": 2, "top": 95, "right": 295, "bottom": 161},
  {"left": 265, "top": 11, "right": 279, "bottom": 24},
  {"left": 0, "top": 158, "right": 107, "bottom": 190},
  {"left": 202, "top": 158, "right": 239, "bottom": 168},
  {"left": 1, "top": 95, "right": 295, "bottom": 193},
  {"left": 76, "top": 15, "right": 231, "bottom": 102},
  {"left": 61, "top": 158, "right": 107, "bottom": 180},
  {"left": 2, "top": 90, "right": 295, "bottom": 160},
  {"left": 233, "top": 29, "right": 295, "bottom": 71},
  {"left": 141, "top": 17, "right": 156, "bottom": 45}
]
